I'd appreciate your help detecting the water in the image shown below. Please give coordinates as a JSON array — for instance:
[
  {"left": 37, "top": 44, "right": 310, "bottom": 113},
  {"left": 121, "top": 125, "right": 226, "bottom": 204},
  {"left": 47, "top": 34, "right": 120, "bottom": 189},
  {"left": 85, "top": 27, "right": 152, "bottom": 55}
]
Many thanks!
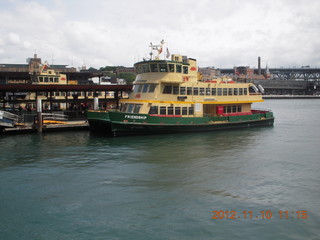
[{"left": 1, "top": 99, "right": 320, "bottom": 240}]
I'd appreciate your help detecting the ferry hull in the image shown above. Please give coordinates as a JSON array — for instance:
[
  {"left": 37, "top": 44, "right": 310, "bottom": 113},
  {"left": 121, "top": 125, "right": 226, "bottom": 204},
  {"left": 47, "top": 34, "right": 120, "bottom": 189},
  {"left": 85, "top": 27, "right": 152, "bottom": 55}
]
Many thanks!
[{"left": 87, "top": 110, "right": 274, "bottom": 136}]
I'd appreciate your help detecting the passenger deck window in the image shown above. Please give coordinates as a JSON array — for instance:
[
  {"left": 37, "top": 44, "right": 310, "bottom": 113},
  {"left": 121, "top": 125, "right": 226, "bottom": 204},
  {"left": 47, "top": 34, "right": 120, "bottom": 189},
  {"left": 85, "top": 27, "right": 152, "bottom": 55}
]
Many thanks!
[
  {"left": 180, "top": 87, "right": 186, "bottom": 95},
  {"left": 199, "top": 88, "right": 205, "bottom": 95},
  {"left": 228, "top": 88, "right": 233, "bottom": 96},
  {"left": 168, "top": 107, "right": 174, "bottom": 115},
  {"left": 175, "top": 107, "right": 181, "bottom": 115},
  {"left": 169, "top": 64, "right": 175, "bottom": 72},
  {"left": 143, "top": 65, "right": 150, "bottom": 72},
  {"left": 223, "top": 88, "right": 228, "bottom": 96},
  {"left": 206, "top": 88, "right": 211, "bottom": 95},
  {"left": 217, "top": 88, "right": 222, "bottom": 96},
  {"left": 212, "top": 88, "right": 216, "bottom": 95},
  {"left": 193, "top": 87, "right": 199, "bottom": 95},
  {"left": 163, "top": 85, "right": 172, "bottom": 94},
  {"left": 160, "top": 106, "right": 166, "bottom": 115},
  {"left": 173, "top": 86, "right": 179, "bottom": 94},
  {"left": 149, "top": 106, "right": 158, "bottom": 114},
  {"left": 176, "top": 65, "right": 182, "bottom": 73},
  {"left": 133, "top": 104, "right": 142, "bottom": 113},
  {"left": 189, "top": 107, "right": 194, "bottom": 115},
  {"left": 142, "top": 84, "right": 148, "bottom": 93},
  {"left": 150, "top": 64, "right": 158, "bottom": 72},
  {"left": 159, "top": 64, "right": 168, "bottom": 72},
  {"left": 182, "top": 107, "right": 188, "bottom": 115},
  {"left": 187, "top": 87, "right": 192, "bottom": 95},
  {"left": 148, "top": 84, "right": 156, "bottom": 93},
  {"left": 183, "top": 66, "right": 188, "bottom": 74}
]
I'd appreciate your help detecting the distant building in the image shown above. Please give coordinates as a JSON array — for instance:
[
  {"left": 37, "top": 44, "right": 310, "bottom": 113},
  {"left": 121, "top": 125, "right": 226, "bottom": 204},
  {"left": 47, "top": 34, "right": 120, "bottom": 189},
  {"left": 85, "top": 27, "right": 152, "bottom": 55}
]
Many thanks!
[{"left": 198, "top": 67, "right": 221, "bottom": 81}]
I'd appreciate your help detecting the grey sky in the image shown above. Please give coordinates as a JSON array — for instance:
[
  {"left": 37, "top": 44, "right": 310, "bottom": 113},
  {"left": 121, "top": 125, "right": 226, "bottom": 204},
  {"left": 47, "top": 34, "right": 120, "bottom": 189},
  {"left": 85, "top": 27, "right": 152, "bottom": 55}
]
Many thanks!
[{"left": 1, "top": 0, "right": 320, "bottom": 69}]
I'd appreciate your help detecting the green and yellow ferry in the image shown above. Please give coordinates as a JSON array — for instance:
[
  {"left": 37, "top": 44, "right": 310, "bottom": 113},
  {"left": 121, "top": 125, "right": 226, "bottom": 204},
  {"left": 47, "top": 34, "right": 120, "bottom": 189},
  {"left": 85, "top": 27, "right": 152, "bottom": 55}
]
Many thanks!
[{"left": 87, "top": 42, "right": 274, "bottom": 136}]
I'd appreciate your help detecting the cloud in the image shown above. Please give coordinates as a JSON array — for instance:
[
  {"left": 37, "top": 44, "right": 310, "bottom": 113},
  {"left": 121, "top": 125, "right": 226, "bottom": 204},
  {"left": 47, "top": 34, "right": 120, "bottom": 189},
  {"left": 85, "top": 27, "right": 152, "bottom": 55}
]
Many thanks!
[{"left": 1, "top": 0, "right": 320, "bottom": 68}]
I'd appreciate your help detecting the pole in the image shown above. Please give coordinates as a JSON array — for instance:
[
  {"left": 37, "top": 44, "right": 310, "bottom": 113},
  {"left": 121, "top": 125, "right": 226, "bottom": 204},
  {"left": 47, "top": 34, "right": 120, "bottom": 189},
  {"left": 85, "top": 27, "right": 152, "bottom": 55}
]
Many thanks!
[{"left": 37, "top": 98, "right": 42, "bottom": 133}]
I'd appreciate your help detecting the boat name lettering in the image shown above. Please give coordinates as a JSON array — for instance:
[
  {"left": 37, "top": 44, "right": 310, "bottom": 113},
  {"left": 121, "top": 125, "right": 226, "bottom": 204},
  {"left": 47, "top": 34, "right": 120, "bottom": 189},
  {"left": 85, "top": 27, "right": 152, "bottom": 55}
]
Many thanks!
[{"left": 125, "top": 115, "right": 147, "bottom": 120}]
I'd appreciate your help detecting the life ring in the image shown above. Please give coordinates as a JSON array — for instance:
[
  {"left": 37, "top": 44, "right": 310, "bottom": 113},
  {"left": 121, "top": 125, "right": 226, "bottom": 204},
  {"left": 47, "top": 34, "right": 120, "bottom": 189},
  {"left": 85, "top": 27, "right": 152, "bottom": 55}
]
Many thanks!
[{"left": 183, "top": 76, "right": 189, "bottom": 82}]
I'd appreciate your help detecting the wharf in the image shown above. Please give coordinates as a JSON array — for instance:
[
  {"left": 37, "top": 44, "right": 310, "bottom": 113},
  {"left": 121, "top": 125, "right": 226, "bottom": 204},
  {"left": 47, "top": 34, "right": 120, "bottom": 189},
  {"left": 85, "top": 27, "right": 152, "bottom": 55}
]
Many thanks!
[
  {"left": 1, "top": 120, "right": 89, "bottom": 134},
  {"left": 263, "top": 95, "right": 320, "bottom": 99}
]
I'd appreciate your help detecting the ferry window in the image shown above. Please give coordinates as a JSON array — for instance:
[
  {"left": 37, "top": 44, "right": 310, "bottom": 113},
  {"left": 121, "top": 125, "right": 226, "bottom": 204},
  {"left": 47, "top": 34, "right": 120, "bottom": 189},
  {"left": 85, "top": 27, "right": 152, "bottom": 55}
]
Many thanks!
[
  {"left": 44, "top": 77, "right": 48, "bottom": 82},
  {"left": 212, "top": 88, "right": 216, "bottom": 95},
  {"left": 187, "top": 87, "right": 192, "bottom": 95},
  {"left": 206, "top": 88, "right": 211, "bottom": 95},
  {"left": 133, "top": 104, "right": 142, "bottom": 113},
  {"left": 143, "top": 65, "right": 150, "bottom": 72},
  {"left": 168, "top": 107, "right": 174, "bottom": 115},
  {"left": 175, "top": 107, "right": 181, "bottom": 115},
  {"left": 244, "top": 88, "right": 248, "bottom": 95},
  {"left": 49, "top": 78, "right": 54, "bottom": 82},
  {"left": 234, "top": 88, "right": 238, "bottom": 95},
  {"left": 182, "top": 107, "right": 188, "bottom": 115},
  {"left": 136, "top": 65, "right": 143, "bottom": 73},
  {"left": 159, "top": 64, "right": 168, "bottom": 72},
  {"left": 163, "top": 85, "right": 172, "bottom": 94},
  {"left": 160, "top": 106, "right": 166, "bottom": 115},
  {"left": 228, "top": 88, "right": 233, "bottom": 96},
  {"left": 176, "top": 65, "right": 182, "bottom": 73},
  {"left": 223, "top": 88, "right": 228, "bottom": 96},
  {"left": 193, "top": 87, "right": 199, "bottom": 95},
  {"left": 48, "top": 71, "right": 52, "bottom": 74},
  {"left": 183, "top": 66, "right": 188, "bottom": 74},
  {"left": 39, "top": 77, "right": 43, "bottom": 82},
  {"left": 173, "top": 86, "right": 179, "bottom": 94},
  {"left": 199, "top": 88, "right": 205, "bottom": 95},
  {"left": 217, "top": 88, "right": 222, "bottom": 96},
  {"left": 239, "top": 88, "right": 243, "bottom": 95},
  {"left": 150, "top": 64, "right": 158, "bottom": 72},
  {"left": 232, "top": 105, "right": 237, "bottom": 112},
  {"left": 142, "top": 84, "right": 149, "bottom": 93},
  {"left": 127, "top": 104, "right": 134, "bottom": 113},
  {"left": 189, "top": 106, "right": 194, "bottom": 115},
  {"left": 54, "top": 77, "right": 59, "bottom": 82},
  {"left": 237, "top": 105, "right": 242, "bottom": 112},
  {"left": 149, "top": 106, "right": 158, "bottom": 114},
  {"left": 148, "top": 84, "right": 156, "bottom": 93},
  {"left": 227, "top": 106, "right": 232, "bottom": 113},
  {"left": 169, "top": 64, "right": 175, "bottom": 72},
  {"left": 180, "top": 87, "right": 186, "bottom": 95}
]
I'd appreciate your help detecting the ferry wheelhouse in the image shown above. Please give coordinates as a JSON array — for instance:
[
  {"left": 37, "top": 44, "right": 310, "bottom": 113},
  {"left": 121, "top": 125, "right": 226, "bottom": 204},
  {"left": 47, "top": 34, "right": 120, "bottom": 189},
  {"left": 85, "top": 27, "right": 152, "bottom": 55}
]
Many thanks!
[{"left": 87, "top": 41, "right": 274, "bottom": 136}]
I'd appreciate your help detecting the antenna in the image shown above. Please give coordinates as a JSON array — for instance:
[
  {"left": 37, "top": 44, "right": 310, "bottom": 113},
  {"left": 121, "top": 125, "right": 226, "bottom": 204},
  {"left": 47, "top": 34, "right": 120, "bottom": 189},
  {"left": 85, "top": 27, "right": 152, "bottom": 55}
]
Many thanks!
[{"left": 51, "top": 53, "right": 54, "bottom": 66}]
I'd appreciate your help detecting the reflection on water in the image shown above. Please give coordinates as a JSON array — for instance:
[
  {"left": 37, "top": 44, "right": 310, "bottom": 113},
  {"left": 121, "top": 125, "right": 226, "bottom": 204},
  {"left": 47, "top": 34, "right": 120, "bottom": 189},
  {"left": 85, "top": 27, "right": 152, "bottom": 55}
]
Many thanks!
[{"left": 1, "top": 100, "right": 320, "bottom": 240}]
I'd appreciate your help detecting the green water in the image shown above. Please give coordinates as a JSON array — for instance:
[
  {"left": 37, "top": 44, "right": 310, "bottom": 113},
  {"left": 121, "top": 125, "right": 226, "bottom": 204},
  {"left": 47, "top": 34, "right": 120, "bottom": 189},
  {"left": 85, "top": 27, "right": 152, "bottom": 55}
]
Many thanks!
[{"left": 0, "top": 100, "right": 319, "bottom": 240}]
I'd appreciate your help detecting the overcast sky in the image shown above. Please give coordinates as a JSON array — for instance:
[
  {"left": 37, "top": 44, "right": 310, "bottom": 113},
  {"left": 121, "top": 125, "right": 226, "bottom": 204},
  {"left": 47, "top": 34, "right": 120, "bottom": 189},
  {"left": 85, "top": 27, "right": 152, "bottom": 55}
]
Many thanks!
[{"left": 1, "top": 0, "right": 320, "bottom": 69}]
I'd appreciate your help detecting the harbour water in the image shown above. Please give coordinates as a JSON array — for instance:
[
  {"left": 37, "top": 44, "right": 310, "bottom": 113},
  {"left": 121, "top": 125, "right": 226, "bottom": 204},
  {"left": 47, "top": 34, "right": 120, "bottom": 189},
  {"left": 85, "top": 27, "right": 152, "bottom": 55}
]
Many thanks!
[{"left": 0, "top": 99, "right": 320, "bottom": 240}]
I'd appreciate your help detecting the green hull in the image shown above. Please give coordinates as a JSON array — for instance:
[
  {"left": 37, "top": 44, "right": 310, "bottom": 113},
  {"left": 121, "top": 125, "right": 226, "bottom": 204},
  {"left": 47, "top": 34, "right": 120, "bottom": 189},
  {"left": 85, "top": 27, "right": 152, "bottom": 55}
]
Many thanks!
[{"left": 86, "top": 110, "right": 274, "bottom": 136}]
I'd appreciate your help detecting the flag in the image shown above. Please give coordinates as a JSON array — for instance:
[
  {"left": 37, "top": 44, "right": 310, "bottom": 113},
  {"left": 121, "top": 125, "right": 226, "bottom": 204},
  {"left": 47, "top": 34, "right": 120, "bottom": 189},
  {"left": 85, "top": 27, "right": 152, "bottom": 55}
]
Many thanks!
[
  {"left": 166, "top": 48, "right": 170, "bottom": 58},
  {"left": 158, "top": 47, "right": 163, "bottom": 54}
]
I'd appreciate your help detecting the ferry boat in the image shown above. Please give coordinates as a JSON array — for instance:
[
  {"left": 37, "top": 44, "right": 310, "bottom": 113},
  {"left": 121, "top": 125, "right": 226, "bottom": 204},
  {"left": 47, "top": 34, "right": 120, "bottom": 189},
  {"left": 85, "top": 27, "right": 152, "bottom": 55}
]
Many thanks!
[{"left": 86, "top": 41, "right": 274, "bottom": 136}]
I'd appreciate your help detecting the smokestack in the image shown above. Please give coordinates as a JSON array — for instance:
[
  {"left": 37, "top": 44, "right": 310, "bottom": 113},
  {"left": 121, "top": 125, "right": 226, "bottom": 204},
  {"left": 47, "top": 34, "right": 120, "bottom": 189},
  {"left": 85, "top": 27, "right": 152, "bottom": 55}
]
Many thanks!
[{"left": 258, "top": 56, "right": 261, "bottom": 75}]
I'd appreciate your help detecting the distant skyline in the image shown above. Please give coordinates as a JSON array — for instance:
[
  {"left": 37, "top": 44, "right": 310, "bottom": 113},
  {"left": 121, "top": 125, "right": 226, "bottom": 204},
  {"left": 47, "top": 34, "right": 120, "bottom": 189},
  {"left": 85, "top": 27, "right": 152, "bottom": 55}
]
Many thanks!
[{"left": 1, "top": 0, "right": 320, "bottom": 69}]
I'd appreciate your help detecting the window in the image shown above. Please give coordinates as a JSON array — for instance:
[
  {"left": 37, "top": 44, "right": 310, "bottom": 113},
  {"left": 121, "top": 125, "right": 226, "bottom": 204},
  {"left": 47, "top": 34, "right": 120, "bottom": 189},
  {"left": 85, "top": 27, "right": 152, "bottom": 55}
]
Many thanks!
[
  {"left": 183, "top": 66, "right": 188, "bottom": 74},
  {"left": 239, "top": 88, "right": 243, "bottom": 95},
  {"left": 175, "top": 107, "right": 181, "bottom": 115},
  {"left": 168, "top": 107, "right": 174, "bottom": 115},
  {"left": 127, "top": 104, "right": 134, "bottom": 113},
  {"left": 193, "top": 87, "right": 199, "bottom": 95},
  {"left": 148, "top": 84, "right": 156, "bottom": 93},
  {"left": 49, "top": 78, "right": 53, "bottom": 82},
  {"left": 217, "top": 88, "right": 222, "bottom": 96},
  {"left": 234, "top": 88, "right": 238, "bottom": 95},
  {"left": 163, "top": 85, "right": 172, "bottom": 94},
  {"left": 169, "top": 64, "right": 175, "bottom": 72},
  {"left": 244, "top": 88, "right": 248, "bottom": 95},
  {"left": 44, "top": 77, "right": 48, "bottom": 82},
  {"left": 150, "top": 64, "right": 158, "bottom": 72},
  {"left": 143, "top": 65, "right": 150, "bottom": 73},
  {"left": 228, "top": 88, "right": 233, "bottom": 96},
  {"left": 199, "top": 88, "right": 205, "bottom": 95},
  {"left": 232, "top": 105, "right": 237, "bottom": 112},
  {"left": 142, "top": 84, "right": 148, "bottom": 93},
  {"left": 212, "top": 88, "right": 216, "bottom": 95},
  {"left": 189, "top": 106, "right": 194, "bottom": 115},
  {"left": 160, "top": 106, "right": 166, "bottom": 115},
  {"left": 176, "top": 65, "right": 182, "bottom": 73},
  {"left": 187, "top": 87, "right": 192, "bottom": 95},
  {"left": 54, "top": 77, "right": 59, "bottom": 82},
  {"left": 206, "top": 88, "right": 211, "bottom": 95},
  {"left": 133, "top": 104, "right": 142, "bottom": 113},
  {"left": 136, "top": 65, "right": 143, "bottom": 73},
  {"left": 223, "top": 88, "right": 228, "bottom": 96},
  {"left": 159, "top": 64, "right": 168, "bottom": 72},
  {"left": 173, "top": 86, "right": 179, "bottom": 94},
  {"left": 182, "top": 107, "right": 188, "bottom": 115},
  {"left": 227, "top": 106, "right": 232, "bottom": 113},
  {"left": 180, "top": 87, "right": 186, "bottom": 95},
  {"left": 39, "top": 77, "right": 43, "bottom": 82},
  {"left": 237, "top": 105, "right": 242, "bottom": 112},
  {"left": 149, "top": 106, "right": 158, "bottom": 114}
]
